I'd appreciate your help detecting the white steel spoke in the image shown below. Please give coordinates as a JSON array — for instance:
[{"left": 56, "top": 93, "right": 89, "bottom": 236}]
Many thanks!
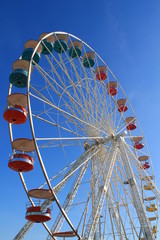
[
  {"left": 34, "top": 61, "right": 110, "bottom": 135},
  {"left": 36, "top": 136, "right": 105, "bottom": 141},
  {"left": 29, "top": 92, "right": 108, "bottom": 136}
]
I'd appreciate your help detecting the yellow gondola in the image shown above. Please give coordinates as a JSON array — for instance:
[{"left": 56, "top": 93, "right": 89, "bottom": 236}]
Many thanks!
[
  {"left": 146, "top": 204, "right": 157, "bottom": 212},
  {"left": 144, "top": 184, "right": 154, "bottom": 190},
  {"left": 152, "top": 226, "right": 157, "bottom": 234}
]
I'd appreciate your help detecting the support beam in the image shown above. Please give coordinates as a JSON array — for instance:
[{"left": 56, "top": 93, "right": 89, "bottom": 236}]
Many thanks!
[
  {"left": 83, "top": 140, "right": 118, "bottom": 240},
  {"left": 107, "top": 190, "right": 124, "bottom": 240},
  {"left": 118, "top": 137, "right": 154, "bottom": 240},
  {"left": 46, "top": 162, "right": 89, "bottom": 239}
]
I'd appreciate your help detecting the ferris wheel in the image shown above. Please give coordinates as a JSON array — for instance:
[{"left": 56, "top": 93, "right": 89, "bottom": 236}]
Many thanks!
[{"left": 4, "top": 31, "right": 160, "bottom": 240}]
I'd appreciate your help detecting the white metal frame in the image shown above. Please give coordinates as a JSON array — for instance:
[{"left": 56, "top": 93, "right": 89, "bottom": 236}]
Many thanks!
[{"left": 7, "top": 32, "right": 159, "bottom": 240}]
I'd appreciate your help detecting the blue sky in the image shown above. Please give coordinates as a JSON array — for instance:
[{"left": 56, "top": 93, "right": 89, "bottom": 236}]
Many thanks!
[{"left": 1, "top": 0, "right": 160, "bottom": 239}]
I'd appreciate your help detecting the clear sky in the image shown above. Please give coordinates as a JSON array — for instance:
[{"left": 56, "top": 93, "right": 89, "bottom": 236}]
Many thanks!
[{"left": 1, "top": 0, "right": 160, "bottom": 239}]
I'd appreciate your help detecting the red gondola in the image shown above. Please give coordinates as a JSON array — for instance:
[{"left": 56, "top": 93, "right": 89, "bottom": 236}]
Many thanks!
[
  {"left": 3, "top": 105, "right": 27, "bottom": 124},
  {"left": 134, "top": 142, "right": 144, "bottom": 150},
  {"left": 118, "top": 105, "right": 128, "bottom": 112},
  {"left": 107, "top": 81, "right": 117, "bottom": 96},
  {"left": 127, "top": 124, "right": 136, "bottom": 130},
  {"left": 8, "top": 153, "right": 34, "bottom": 172},
  {"left": 95, "top": 66, "right": 107, "bottom": 81},
  {"left": 125, "top": 117, "right": 136, "bottom": 130},
  {"left": 117, "top": 99, "right": 128, "bottom": 112},
  {"left": 25, "top": 206, "right": 51, "bottom": 223},
  {"left": 140, "top": 162, "right": 150, "bottom": 170}
]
